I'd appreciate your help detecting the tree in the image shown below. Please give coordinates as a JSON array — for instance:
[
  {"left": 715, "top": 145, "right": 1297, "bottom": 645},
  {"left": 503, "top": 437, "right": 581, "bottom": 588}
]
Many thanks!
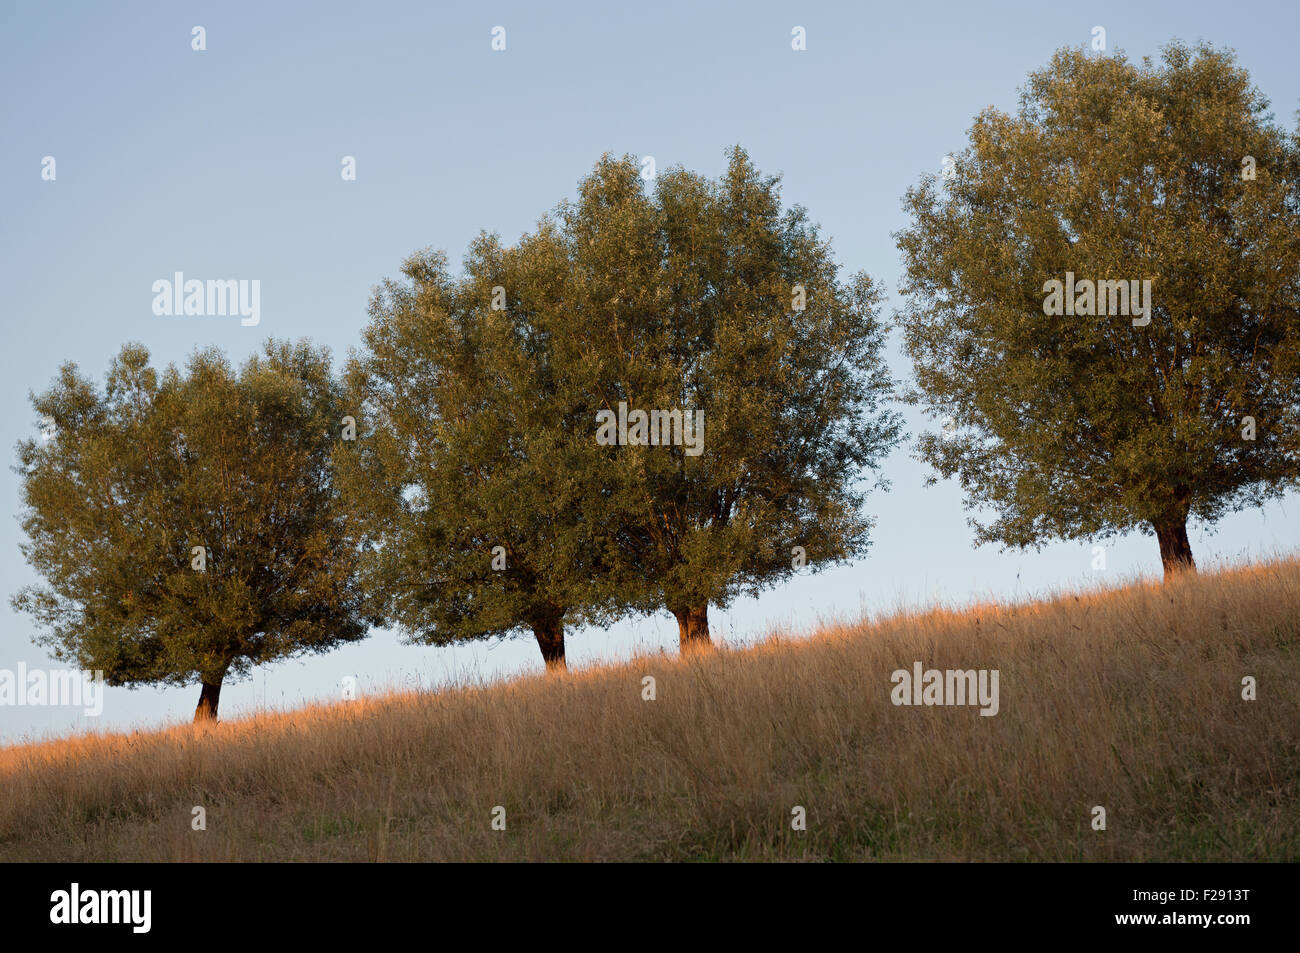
[
  {"left": 339, "top": 227, "right": 627, "bottom": 671},
  {"left": 344, "top": 148, "right": 899, "bottom": 661},
  {"left": 13, "top": 340, "right": 372, "bottom": 721},
  {"left": 895, "top": 42, "right": 1300, "bottom": 577},
  {"left": 559, "top": 148, "right": 902, "bottom": 650}
]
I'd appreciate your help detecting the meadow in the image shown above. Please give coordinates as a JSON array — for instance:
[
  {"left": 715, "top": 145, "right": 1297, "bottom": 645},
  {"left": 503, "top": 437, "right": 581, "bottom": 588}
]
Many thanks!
[{"left": 2, "top": 557, "right": 1296, "bottom": 862}]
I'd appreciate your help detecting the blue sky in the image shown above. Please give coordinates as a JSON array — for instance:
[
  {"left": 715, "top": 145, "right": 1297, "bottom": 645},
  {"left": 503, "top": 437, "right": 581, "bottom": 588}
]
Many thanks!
[{"left": 2, "top": 0, "right": 1297, "bottom": 742}]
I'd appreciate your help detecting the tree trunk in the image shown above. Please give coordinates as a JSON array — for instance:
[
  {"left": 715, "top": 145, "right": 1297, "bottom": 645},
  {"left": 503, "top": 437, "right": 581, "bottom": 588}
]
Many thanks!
[
  {"left": 1153, "top": 515, "right": 1196, "bottom": 578},
  {"left": 533, "top": 617, "right": 566, "bottom": 673},
  {"left": 672, "top": 604, "right": 712, "bottom": 654},
  {"left": 193, "top": 678, "right": 223, "bottom": 723}
]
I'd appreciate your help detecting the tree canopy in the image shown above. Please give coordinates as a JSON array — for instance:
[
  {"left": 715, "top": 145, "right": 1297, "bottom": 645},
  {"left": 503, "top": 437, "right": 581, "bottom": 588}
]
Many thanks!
[
  {"left": 559, "top": 149, "right": 902, "bottom": 646},
  {"left": 338, "top": 226, "right": 628, "bottom": 670},
  {"left": 13, "top": 340, "right": 371, "bottom": 720},
  {"left": 343, "top": 146, "right": 901, "bottom": 662},
  {"left": 895, "top": 41, "right": 1300, "bottom": 575}
]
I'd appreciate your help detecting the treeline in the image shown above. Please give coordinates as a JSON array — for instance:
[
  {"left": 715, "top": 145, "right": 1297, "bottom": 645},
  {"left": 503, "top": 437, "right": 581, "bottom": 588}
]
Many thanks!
[{"left": 14, "top": 42, "right": 1300, "bottom": 721}]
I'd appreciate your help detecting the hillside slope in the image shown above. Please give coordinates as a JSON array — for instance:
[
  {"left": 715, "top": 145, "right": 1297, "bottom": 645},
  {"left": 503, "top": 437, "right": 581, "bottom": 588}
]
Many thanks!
[{"left": 2, "top": 559, "right": 1297, "bottom": 861}]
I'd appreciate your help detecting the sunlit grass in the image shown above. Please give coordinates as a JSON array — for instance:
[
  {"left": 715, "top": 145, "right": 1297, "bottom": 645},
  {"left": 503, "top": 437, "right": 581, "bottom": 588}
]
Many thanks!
[{"left": 2, "top": 556, "right": 1297, "bottom": 861}]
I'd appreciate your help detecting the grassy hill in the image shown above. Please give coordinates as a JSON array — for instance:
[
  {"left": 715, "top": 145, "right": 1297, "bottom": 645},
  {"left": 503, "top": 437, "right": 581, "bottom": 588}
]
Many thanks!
[{"left": 2, "top": 558, "right": 1298, "bottom": 862}]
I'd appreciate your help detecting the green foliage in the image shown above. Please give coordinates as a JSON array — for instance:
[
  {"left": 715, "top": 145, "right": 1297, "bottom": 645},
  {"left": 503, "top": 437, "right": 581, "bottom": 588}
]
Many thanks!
[
  {"left": 13, "top": 340, "right": 371, "bottom": 690},
  {"left": 342, "top": 146, "right": 901, "bottom": 654},
  {"left": 338, "top": 228, "right": 626, "bottom": 656},
  {"left": 895, "top": 41, "right": 1300, "bottom": 558},
  {"left": 562, "top": 148, "right": 902, "bottom": 620}
]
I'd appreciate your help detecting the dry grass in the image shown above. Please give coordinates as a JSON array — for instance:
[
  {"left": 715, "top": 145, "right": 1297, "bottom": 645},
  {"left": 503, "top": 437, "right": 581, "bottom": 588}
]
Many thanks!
[{"left": 2, "top": 557, "right": 1297, "bottom": 861}]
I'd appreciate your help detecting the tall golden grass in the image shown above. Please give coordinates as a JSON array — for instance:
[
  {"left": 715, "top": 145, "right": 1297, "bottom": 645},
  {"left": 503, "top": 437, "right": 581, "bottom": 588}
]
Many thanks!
[{"left": 2, "top": 557, "right": 1297, "bottom": 861}]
